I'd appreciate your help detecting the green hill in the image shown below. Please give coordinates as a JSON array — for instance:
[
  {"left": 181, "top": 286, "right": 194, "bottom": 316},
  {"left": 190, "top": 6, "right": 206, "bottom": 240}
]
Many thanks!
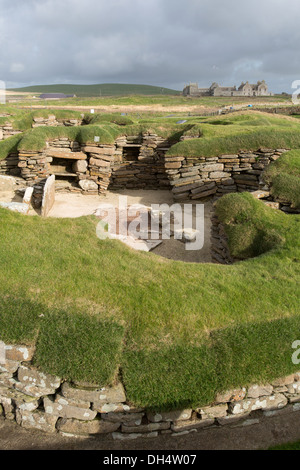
[{"left": 9, "top": 83, "right": 180, "bottom": 97}]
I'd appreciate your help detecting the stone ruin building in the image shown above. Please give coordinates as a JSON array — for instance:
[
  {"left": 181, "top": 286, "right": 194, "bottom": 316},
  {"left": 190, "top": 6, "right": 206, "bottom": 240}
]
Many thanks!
[{"left": 183, "top": 80, "right": 273, "bottom": 97}]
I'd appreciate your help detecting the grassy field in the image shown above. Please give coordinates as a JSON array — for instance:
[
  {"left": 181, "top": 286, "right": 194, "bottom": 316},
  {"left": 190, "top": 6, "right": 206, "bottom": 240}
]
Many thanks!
[
  {"left": 0, "top": 110, "right": 299, "bottom": 410},
  {"left": 9, "top": 83, "right": 181, "bottom": 97},
  {"left": 4, "top": 91, "right": 291, "bottom": 110}
]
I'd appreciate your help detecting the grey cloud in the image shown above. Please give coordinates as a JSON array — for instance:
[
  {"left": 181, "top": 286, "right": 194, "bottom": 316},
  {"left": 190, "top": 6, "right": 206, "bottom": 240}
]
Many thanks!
[{"left": 0, "top": 0, "right": 299, "bottom": 92}]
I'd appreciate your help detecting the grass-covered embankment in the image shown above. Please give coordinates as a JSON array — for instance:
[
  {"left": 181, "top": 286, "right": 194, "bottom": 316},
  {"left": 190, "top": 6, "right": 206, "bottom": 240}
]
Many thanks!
[{"left": 0, "top": 189, "right": 299, "bottom": 410}]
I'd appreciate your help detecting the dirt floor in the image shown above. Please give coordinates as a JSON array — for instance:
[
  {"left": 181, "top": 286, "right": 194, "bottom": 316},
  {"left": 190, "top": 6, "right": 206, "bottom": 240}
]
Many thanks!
[
  {"left": 48, "top": 189, "right": 213, "bottom": 263},
  {"left": 1, "top": 409, "right": 300, "bottom": 450}
]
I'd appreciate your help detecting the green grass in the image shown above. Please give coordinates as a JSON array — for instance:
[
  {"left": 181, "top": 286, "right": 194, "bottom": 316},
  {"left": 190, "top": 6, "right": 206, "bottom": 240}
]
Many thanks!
[
  {"left": 167, "top": 114, "right": 300, "bottom": 158},
  {"left": 0, "top": 111, "right": 299, "bottom": 410},
  {"left": 0, "top": 187, "right": 299, "bottom": 409},
  {"left": 263, "top": 150, "right": 300, "bottom": 208},
  {"left": 2, "top": 111, "right": 300, "bottom": 162},
  {"left": 5, "top": 92, "right": 290, "bottom": 109},
  {"left": 9, "top": 83, "right": 181, "bottom": 97},
  {"left": 269, "top": 441, "right": 300, "bottom": 450}
]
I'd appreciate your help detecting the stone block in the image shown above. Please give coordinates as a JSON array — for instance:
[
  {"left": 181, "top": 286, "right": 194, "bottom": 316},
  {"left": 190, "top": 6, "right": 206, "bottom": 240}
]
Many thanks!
[
  {"left": 78, "top": 179, "right": 98, "bottom": 191},
  {"left": 61, "top": 382, "right": 126, "bottom": 404},
  {"left": 147, "top": 409, "right": 192, "bottom": 423},
  {"left": 247, "top": 384, "right": 273, "bottom": 399},
  {"left": 4, "top": 344, "right": 35, "bottom": 362},
  {"left": 197, "top": 403, "right": 228, "bottom": 419},
  {"left": 171, "top": 418, "right": 215, "bottom": 433},
  {"left": 0, "top": 175, "right": 16, "bottom": 190},
  {"left": 41, "top": 175, "right": 55, "bottom": 217},
  {"left": 44, "top": 396, "right": 97, "bottom": 420},
  {"left": 16, "top": 409, "right": 57, "bottom": 433},
  {"left": 56, "top": 417, "right": 121, "bottom": 435},
  {"left": 100, "top": 412, "right": 144, "bottom": 423},
  {"left": 229, "top": 394, "right": 288, "bottom": 415},
  {"left": 215, "top": 388, "right": 247, "bottom": 403},
  {"left": 122, "top": 422, "right": 170, "bottom": 434},
  {"left": 18, "top": 365, "right": 61, "bottom": 390}
]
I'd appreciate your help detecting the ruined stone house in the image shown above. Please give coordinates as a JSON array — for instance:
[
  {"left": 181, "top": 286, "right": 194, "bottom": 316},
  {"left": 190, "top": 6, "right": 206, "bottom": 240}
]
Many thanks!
[{"left": 183, "top": 80, "right": 273, "bottom": 97}]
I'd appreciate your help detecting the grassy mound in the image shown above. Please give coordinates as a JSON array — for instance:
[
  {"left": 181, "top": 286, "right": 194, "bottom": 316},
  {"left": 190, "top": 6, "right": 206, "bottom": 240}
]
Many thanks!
[
  {"left": 0, "top": 186, "right": 299, "bottom": 409},
  {"left": 263, "top": 150, "right": 300, "bottom": 209}
]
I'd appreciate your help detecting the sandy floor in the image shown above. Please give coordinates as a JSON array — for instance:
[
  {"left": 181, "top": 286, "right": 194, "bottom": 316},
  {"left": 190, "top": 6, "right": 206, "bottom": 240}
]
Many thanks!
[{"left": 48, "top": 189, "right": 213, "bottom": 264}]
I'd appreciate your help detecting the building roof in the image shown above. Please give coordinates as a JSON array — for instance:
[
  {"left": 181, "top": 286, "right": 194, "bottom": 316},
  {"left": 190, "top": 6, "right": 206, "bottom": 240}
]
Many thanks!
[{"left": 39, "top": 93, "right": 75, "bottom": 99}]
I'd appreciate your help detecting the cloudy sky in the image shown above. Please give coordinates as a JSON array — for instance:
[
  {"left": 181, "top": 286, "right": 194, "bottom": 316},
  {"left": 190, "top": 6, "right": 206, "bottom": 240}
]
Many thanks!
[{"left": 0, "top": 0, "right": 299, "bottom": 92}]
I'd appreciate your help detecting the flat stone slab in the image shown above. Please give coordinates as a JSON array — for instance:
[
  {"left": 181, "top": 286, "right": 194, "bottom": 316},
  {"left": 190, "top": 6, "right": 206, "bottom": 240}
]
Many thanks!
[
  {"left": 0, "top": 176, "right": 16, "bottom": 191},
  {"left": 41, "top": 175, "right": 55, "bottom": 217},
  {"left": 109, "top": 233, "right": 163, "bottom": 252},
  {"left": 0, "top": 202, "right": 29, "bottom": 214}
]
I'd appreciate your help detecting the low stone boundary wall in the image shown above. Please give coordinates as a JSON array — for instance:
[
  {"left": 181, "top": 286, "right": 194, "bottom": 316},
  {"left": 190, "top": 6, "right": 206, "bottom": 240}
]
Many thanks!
[{"left": 0, "top": 342, "right": 300, "bottom": 439}]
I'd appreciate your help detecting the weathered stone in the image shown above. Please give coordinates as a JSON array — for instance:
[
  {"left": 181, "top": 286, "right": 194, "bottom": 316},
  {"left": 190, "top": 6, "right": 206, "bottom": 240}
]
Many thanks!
[
  {"left": 171, "top": 418, "right": 215, "bottom": 433},
  {"left": 0, "top": 175, "right": 16, "bottom": 191},
  {"left": 41, "top": 175, "right": 55, "bottom": 217},
  {"left": 44, "top": 396, "right": 97, "bottom": 420},
  {"left": 82, "top": 146, "right": 114, "bottom": 156},
  {"left": 22, "top": 187, "right": 34, "bottom": 205},
  {"left": 286, "top": 382, "right": 300, "bottom": 394},
  {"left": 147, "top": 409, "right": 192, "bottom": 423},
  {"left": 209, "top": 171, "right": 231, "bottom": 179},
  {"left": 112, "top": 432, "right": 158, "bottom": 441},
  {"left": 229, "top": 394, "right": 288, "bottom": 415},
  {"left": 16, "top": 409, "right": 57, "bottom": 433},
  {"left": 72, "top": 160, "right": 88, "bottom": 173},
  {"left": 197, "top": 404, "right": 228, "bottom": 419},
  {"left": 122, "top": 422, "right": 170, "bottom": 433},
  {"left": 45, "top": 149, "right": 87, "bottom": 160},
  {"left": 78, "top": 179, "right": 98, "bottom": 191},
  {"left": 165, "top": 162, "right": 182, "bottom": 169},
  {"left": 247, "top": 384, "right": 273, "bottom": 399},
  {"left": 4, "top": 344, "right": 35, "bottom": 362},
  {"left": 0, "top": 360, "right": 19, "bottom": 374},
  {"left": 100, "top": 412, "right": 144, "bottom": 423},
  {"left": 93, "top": 402, "right": 143, "bottom": 414},
  {"left": 215, "top": 388, "right": 247, "bottom": 403},
  {"left": 200, "top": 163, "right": 224, "bottom": 172},
  {"left": 56, "top": 417, "right": 121, "bottom": 435},
  {"left": 0, "top": 386, "right": 39, "bottom": 414},
  {"left": 0, "top": 202, "right": 29, "bottom": 214},
  {"left": 61, "top": 382, "right": 126, "bottom": 404},
  {"left": 18, "top": 365, "right": 61, "bottom": 390}
]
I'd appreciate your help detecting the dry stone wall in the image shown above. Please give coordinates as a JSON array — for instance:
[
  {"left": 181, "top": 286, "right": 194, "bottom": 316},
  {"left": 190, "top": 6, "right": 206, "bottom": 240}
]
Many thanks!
[
  {"left": 169, "top": 148, "right": 288, "bottom": 201},
  {"left": 0, "top": 115, "right": 83, "bottom": 141},
  {"left": 0, "top": 341, "right": 300, "bottom": 439},
  {"left": 4, "top": 135, "right": 290, "bottom": 203}
]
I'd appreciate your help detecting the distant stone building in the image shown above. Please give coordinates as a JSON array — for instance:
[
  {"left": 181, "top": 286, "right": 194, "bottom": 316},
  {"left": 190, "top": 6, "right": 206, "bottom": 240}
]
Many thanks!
[
  {"left": 39, "top": 93, "right": 76, "bottom": 100},
  {"left": 183, "top": 81, "right": 273, "bottom": 97}
]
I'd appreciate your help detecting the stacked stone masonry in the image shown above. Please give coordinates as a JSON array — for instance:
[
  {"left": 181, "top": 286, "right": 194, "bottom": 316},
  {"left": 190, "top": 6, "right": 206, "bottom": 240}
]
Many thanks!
[
  {"left": 0, "top": 342, "right": 300, "bottom": 439},
  {"left": 2, "top": 134, "right": 290, "bottom": 205},
  {"left": 0, "top": 115, "right": 83, "bottom": 141}
]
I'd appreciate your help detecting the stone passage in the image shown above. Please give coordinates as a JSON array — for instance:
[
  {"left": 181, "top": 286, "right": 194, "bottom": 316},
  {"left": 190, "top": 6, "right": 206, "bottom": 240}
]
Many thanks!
[{"left": 0, "top": 341, "right": 300, "bottom": 439}]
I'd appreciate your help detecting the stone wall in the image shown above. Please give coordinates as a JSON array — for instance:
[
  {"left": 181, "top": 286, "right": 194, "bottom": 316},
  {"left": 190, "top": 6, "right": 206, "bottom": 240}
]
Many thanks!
[
  {"left": 169, "top": 148, "right": 288, "bottom": 201},
  {"left": 13, "top": 134, "right": 172, "bottom": 198},
  {"left": 0, "top": 115, "right": 83, "bottom": 141},
  {"left": 5, "top": 136, "right": 289, "bottom": 201},
  {"left": 0, "top": 341, "right": 299, "bottom": 439}
]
